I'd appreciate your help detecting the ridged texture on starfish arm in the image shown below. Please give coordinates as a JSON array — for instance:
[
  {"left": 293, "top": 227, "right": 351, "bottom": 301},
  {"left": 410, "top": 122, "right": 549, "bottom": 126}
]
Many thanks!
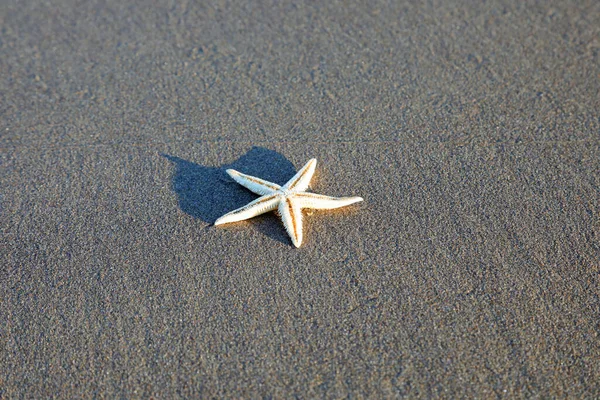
[
  {"left": 279, "top": 197, "right": 303, "bottom": 247},
  {"left": 226, "top": 169, "right": 281, "bottom": 195},
  {"left": 295, "top": 193, "right": 364, "bottom": 209},
  {"left": 283, "top": 158, "right": 316, "bottom": 192},
  {"left": 214, "top": 194, "right": 279, "bottom": 225},
  {"left": 215, "top": 158, "right": 362, "bottom": 247}
]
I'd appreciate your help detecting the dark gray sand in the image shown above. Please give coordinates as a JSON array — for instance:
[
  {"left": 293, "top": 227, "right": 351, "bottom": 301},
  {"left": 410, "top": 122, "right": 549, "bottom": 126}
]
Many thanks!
[{"left": 1, "top": 0, "right": 599, "bottom": 397}]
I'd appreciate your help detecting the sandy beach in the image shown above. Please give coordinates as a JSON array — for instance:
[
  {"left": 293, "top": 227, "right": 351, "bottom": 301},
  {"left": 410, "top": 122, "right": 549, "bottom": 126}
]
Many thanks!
[{"left": 1, "top": 0, "right": 599, "bottom": 397}]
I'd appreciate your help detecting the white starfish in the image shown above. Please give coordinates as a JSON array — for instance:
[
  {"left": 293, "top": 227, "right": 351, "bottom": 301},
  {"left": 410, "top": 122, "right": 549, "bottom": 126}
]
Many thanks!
[{"left": 214, "top": 159, "right": 363, "bottom": 247}]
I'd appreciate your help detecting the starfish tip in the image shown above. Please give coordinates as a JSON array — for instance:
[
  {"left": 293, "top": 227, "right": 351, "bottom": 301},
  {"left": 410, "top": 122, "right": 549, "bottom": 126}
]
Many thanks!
[{"left": 214, "top": 215, "right": 231, "bottom": 226}]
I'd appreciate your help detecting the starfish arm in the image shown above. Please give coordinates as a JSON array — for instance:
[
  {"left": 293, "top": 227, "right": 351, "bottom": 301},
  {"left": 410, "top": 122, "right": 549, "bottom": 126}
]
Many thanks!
[
  {"left": 214, "top": 194, "right": 279, "bottom": 225},
  {"left": 283, "top": 158, "right": 317, "bottom": 192},
  {"left": 226, "top": 169, "right": 281, "bottom": 196},
  {"left": 278, "top": 197, "right": 303, "bottom": 247},
  {"left": 295, "top": 193, "right": 363, "bottom": 210}
]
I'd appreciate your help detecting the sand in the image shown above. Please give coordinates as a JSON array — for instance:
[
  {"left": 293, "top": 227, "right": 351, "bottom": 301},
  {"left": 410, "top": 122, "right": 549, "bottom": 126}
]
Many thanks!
[{"left": 1, "top": 0, "right": 599, "bottom": 397}]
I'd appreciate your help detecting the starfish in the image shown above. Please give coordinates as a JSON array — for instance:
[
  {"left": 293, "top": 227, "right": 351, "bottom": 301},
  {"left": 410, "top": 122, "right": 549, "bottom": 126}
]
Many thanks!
[{"left": 214, "top": 159, "right": 363, "bottom": 247}]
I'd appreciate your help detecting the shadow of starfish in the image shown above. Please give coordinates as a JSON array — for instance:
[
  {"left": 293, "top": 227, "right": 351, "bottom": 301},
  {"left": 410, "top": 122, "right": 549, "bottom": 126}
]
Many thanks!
[{"left": 162, "top": 147, "right": 298, "bottom": 245}]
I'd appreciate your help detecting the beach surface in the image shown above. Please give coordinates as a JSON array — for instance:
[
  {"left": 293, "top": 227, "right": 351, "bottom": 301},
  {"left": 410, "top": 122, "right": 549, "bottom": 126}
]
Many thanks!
[{"left": 1, "top": 0, "right": 599, "bottom": 397}]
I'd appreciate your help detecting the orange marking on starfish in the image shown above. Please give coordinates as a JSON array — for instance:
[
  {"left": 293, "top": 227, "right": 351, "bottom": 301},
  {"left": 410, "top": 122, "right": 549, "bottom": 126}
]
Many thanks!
[{"left": 286, "top": 198, "right": 298, "bottom": 239}]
